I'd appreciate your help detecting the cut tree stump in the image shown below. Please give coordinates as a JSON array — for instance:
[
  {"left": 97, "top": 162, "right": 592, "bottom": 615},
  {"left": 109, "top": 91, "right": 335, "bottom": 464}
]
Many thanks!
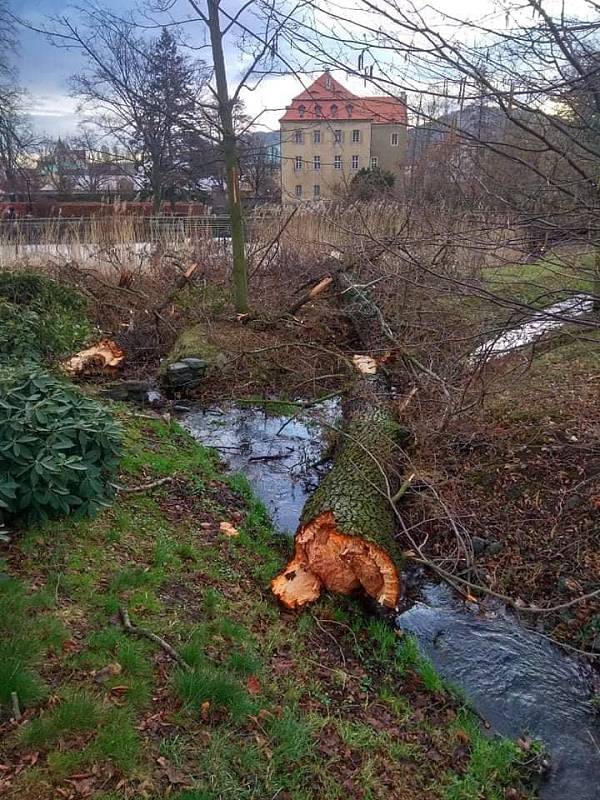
[{"left": 272, "top": 268, "right": 409, "bottom": 611}]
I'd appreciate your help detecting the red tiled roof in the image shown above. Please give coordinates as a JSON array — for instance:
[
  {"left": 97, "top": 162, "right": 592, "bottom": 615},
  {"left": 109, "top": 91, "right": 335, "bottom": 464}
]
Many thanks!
[{"left": 280, "top": 73, "right": 407, "bottom": 124}]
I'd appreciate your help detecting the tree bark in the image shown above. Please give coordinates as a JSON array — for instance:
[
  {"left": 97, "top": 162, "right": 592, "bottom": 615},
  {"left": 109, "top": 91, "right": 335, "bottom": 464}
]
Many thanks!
[
  {"left": 272, "top": 270, "right": 407, "bottom": 611},
  {"left": 206, "top": 0, "right": 249, "bottom": 314}
]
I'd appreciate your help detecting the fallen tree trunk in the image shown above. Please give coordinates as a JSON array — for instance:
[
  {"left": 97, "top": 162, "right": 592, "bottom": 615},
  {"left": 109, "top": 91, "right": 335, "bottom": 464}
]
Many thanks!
[{"left": 272, "top": 269, "right": 408, "bottom": 611}]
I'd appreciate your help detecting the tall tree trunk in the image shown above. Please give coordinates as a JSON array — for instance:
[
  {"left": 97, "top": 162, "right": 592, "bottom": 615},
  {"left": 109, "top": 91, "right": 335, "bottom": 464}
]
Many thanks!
[
  {"left": 594, "top": 244, "right": 600, "bottom": 314},
  {"left": 207, "top": 0, "right": 249, "bottom": 314}
]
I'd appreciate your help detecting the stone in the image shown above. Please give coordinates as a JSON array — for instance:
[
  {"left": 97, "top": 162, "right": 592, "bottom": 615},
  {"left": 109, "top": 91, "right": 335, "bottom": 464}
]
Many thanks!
[
  {"left": 486, "top": 540, "right": 504, "bottom": 555},
  {"left": 101, "top": 380, "right": 151, "bottom": 402},
  {"left": 472, "top": 536, "right": 486, "bottom": 555},
  {"left": 160, "top": 324, "right": 225, "bottom": 394},
  {"left": 165, "top": 358, "right": 208, "bottom": 390}
]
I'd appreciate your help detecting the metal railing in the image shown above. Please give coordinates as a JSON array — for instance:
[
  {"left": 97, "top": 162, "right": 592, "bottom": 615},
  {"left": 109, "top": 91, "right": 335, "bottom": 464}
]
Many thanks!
[{"left": 0, "top": 215, "right": 234, "bottom": 243}]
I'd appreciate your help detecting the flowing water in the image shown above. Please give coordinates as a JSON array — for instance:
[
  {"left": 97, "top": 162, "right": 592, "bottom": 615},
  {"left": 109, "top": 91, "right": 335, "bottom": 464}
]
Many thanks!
[
  {"left": 474, "top": 293, "right": 594, "bottom": 358},
  {"left": 398, "top": 585, "right": 600, "bottom": 800},
  {"left": 181, "top": 402, "right": 338, "bottom": 533},
  {"left": 182, "top": 401, "right": 600, "bottom": 800}
]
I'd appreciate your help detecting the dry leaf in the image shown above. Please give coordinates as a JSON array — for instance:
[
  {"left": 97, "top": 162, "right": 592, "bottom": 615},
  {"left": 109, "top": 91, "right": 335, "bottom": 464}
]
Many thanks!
[
  {"left": 219, "top": 521, "right": 239, "bottom": 538},
  {"left": 200, "top": 700, "right": 211, "bottom": 721},
  {"left": 246, "top": 676, "right": 261, "bottom": 696},
  {"left": 93, "top": 663, "right": 122, "bottom": 683}
]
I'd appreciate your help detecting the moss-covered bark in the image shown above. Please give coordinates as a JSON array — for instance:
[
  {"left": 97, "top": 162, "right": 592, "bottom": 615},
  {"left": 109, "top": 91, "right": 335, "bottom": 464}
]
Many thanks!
[
  {"left": 272, "top": 380, "right": 408, "bottom": 610},
  {"left": 302, "top": 405, "right": 407, "bottom": 542}
]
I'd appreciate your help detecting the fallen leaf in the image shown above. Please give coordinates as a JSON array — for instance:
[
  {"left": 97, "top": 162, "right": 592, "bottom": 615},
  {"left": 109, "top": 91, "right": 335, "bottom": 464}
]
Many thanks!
[
  {"left": 200, "top": 700, "right": 211, "bottom": 721},
  {"left": 61, "top": 639, "right": 78, "bottom": 653},
  {"left": 246, "top": 676, "right": 261, "bottom": 696},
  {"left": 93, "top": 663, "right": 122, "bottom": 683},
  {"left": 219, "top": 521, "right": 239, "bottom": 538}
]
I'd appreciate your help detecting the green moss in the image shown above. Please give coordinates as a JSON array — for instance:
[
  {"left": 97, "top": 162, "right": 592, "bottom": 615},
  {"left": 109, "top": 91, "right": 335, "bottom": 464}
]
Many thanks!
[{"left": 161, "top": 323, "right": 224, "bottom": 370}]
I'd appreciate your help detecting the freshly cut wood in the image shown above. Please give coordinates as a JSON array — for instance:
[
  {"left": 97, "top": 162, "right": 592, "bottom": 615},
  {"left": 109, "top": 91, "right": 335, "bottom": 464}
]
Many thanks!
[
  {"left": 285, "top": 274, "right": 333, "bottom": 316},
  {"left": 272, "top": 380, "right": 408, "bottom": 610},
  {"left": 62, "top": 339, "right": 124, "bottom": 377}
]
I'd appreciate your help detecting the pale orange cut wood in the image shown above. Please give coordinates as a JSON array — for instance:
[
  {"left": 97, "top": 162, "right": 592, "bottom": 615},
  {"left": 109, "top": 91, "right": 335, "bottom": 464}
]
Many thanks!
[
  {"left": 271, "top": 511, "right": 400, "bottom": 611},
  {"left": 62, "top": 339, "right": 124, "bottom": 377}
]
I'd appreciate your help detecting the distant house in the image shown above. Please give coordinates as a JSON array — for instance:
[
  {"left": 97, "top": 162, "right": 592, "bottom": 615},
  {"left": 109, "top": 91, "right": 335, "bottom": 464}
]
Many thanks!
[
  {"left": 280, "top": 72, "right": 407, "bottom": 201},
  {"left": 37, "top": 141, "right": 138, "bottom": 196}
]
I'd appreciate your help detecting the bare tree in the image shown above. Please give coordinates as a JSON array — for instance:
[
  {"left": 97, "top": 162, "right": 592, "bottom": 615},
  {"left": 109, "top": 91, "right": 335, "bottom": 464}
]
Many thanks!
[{"left": 43, "top": 12, "right": 211, "bottom": 211}]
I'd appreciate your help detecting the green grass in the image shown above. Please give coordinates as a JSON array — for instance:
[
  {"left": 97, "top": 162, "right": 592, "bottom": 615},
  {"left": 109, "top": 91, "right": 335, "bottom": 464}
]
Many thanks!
[
  {"left": 22, "top": 692, "right": 100, "bottom": 747},
  {"left": 482, "top": 253, "right": 594, "bottom": 308},
  {"left": 443, "top": 711, "right": 535, "bottom": 800},
  {"left": 174, "top": 665, "right": 256, "bottom": 721},
  {"left": 0, "top": 412, "right": 538, "bottom": 800}
]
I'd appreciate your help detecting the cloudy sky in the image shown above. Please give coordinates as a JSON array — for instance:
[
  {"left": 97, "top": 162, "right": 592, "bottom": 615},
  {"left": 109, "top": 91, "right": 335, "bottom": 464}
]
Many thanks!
[
  {"left": 14, "top": 0, "right": 309, "bottom": 136},
  {"left": 13, "top": 0, "right": 592, "bottom": 137}
]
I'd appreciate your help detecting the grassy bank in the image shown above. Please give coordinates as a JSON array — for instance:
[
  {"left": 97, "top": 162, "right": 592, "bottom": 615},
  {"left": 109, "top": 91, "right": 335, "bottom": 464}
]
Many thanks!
[{"left": 0, "top": 410, "right": 537, "bottom": 800}]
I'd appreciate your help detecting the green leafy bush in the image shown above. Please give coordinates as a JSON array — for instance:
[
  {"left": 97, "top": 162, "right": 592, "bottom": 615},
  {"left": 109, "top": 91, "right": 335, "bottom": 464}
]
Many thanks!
[
  {"left": 0, "top": 367, "right": 122, "bottom": 524},
  {"left": 0, "top": 271, "right": 94, "bottom": 362}
]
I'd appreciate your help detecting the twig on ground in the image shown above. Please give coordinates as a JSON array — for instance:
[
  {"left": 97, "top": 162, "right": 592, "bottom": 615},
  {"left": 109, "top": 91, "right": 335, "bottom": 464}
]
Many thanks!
[
  {"left": 10, "top": 692, "right": 21, "bottom": 721},
  {"left": 110, "top": 476, "right": 174, "bottom": 493},
  {"left": 119, "top": 607, "right": 192, "bottom": 671}
]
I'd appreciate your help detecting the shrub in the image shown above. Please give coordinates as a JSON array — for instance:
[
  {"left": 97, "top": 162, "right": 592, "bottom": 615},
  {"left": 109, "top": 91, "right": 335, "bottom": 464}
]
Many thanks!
[
  {"left": 350, "top": 166, "right": 396, "bottom": 200},
  {"left": 0, "top": 271, "right": 93, "bottom": 362},
  {"left": 0, "top": 366, "right": 122, "bottom": 524}
]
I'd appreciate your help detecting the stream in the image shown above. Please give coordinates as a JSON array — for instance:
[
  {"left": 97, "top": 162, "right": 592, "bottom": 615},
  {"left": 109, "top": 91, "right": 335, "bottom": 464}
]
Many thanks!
[{"left": 182, "top": 402, "right": 600, "bottom": 800}]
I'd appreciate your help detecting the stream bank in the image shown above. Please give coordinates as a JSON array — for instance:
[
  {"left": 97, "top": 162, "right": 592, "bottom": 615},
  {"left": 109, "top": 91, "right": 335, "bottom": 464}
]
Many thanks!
[
  {"left": 183, "top": 401, "right": 600, "bottom": 800},
  {"left": 0, "top": 411, "right": 537, "bottom": 800}
]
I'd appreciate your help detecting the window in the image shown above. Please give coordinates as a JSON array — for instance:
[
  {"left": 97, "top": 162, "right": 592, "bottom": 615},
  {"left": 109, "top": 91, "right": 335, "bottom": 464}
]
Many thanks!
[
  {"left": 352, "top": 129, "right": 361, "bottom": 143},
  {"left": 371, "top": 156, "right": 379, "bottom": 168},
  {"left": 298, "top": 104, "right": 306, "bottom": 118},
  {"left": 351, "top": 155, "right": 359, "bottom": 170},
  {"left": 325, "top": 75, "right": 332, "bottom": 89},
  {"left": 330, "top": 104, "right": 338, "bottom": 117},
  {"left": 334, "top": 129, "right": 343, "bottom": 143},
  {"left": 346, "top": 103, "right": 354, "bottom": 117},
  {"left": 313, "top": 184, "right": 320, "bottom": 198},
  {"left": 334, "top": 155, "right": 342, "bottom": 170},
  {"left": 313, "top": 155, "right": 321, "bottom": 171},
  {"left": 390, "top": 132, "right": 399, "bottom": 146},
  {"left": 294, "top": 130, "right": 304, "bottom": 144},
  {"left": 294, "top": 156, "right": 302, "bottom": 171},
  {"left": 313, "top": 130, "right": 321, "bottom": 144},
  {"left": 314, "top": 104, "right": 322, "bottom": 117},
  {"left": 295, "top": 184, "right": 302, "bottom": 197}
]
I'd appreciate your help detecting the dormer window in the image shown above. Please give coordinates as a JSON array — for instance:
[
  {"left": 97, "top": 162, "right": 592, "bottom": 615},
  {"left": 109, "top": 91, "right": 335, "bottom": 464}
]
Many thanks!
[
  {"left": 298, "top": 104, "right": 306, "bottom": 118},
  {"left": 346, "top": 103, "right": 353, "bottom": 117},
  {"left": 314, "top": 103, "right": 322, "bottom": 117},
  {"left": 330, "top": 104, "right": 338, "bottom": 117}
]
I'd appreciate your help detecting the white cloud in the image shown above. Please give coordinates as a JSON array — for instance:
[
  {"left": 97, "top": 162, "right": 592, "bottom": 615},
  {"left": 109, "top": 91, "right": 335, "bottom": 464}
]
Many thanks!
[{"left": 25, "top": 93, "right": 79, "bottom": 119}]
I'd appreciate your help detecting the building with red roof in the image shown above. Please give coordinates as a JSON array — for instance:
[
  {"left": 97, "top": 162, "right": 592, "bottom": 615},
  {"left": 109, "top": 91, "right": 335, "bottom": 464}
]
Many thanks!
[{"left": 280, "top": 72, "right": 407, "bottom": 201}]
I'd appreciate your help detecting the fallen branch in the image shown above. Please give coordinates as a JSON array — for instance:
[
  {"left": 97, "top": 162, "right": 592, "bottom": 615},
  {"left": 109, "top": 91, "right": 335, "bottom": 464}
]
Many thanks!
[
  {"left": 110, "top": 476, "right": 174, "bottom": 494},
  {"left": 284, "top": 274, "right": 334, "bottom": 317},
  {"left": 119, "top": 607, "right": 192, "bottom": 671}
]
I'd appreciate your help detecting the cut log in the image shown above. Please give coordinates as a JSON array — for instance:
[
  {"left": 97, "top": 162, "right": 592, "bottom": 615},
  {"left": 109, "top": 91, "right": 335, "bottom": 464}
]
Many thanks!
[
  {"left": 272, "top": 267, "right": 409, "bottom": 611},
  {"left": 272, "top": 378, "right": 408, "bottom": 610}
]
